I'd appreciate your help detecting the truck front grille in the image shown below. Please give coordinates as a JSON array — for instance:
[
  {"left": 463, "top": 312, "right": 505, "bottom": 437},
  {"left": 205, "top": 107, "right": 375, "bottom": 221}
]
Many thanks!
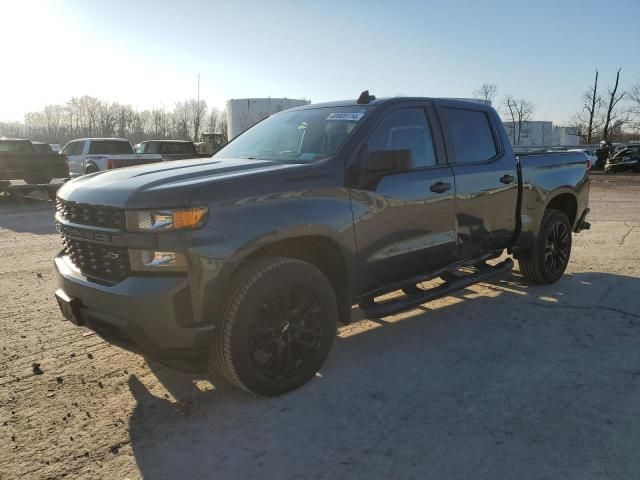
[
  {"left": 62, "top": 236, "right": 130, "bottom": 283},
  {"left": 56, "top": 199, "right": 124, "bottom": 230}
]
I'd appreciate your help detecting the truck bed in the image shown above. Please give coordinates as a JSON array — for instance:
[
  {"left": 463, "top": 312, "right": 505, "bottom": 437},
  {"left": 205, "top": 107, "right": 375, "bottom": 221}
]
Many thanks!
[{"left": 515, "top": 151, "right": 590, "bottom": 252}]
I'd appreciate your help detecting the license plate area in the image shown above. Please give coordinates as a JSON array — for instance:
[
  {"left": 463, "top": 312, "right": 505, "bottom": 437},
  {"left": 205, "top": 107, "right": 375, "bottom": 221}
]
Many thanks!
[{"left": 55, "top": 289, "right": 84, "bottom": 326}]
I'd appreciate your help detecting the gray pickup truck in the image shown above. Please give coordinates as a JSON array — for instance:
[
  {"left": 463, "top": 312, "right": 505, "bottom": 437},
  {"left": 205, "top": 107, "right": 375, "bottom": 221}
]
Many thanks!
[{"left": 53, "top": 93, "right": 590, "bottom": 396}]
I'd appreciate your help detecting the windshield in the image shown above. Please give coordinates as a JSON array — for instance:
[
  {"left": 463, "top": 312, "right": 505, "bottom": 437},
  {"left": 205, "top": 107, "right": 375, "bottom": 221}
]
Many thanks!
[{"left": 214, "top": 106, "right": 370, "bottom": 163}]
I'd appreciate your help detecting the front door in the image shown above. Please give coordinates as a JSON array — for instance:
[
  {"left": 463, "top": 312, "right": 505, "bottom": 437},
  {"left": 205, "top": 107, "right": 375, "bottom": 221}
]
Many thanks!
[
  {"left": 350, "top": 105, "right": 457, "bottom": 294},
  {"left": 61, "top": 141, "right": 84, "bottom": 177}
]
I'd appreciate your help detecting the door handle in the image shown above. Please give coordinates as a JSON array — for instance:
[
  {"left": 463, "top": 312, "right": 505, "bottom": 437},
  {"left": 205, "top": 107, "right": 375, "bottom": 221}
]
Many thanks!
[
  {"left": 500, "top": 174, "right": 515, "bottom": 184},
  {"left": 430, "top": 181, "right": 451, "bottom": 194}
]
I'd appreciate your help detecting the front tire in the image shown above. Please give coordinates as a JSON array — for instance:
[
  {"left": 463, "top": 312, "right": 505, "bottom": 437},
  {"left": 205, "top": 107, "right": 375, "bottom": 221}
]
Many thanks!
[
  {"left": 210, "top": 257, "right": 337, "bottom": 396},
  {"left": 518, "top": 209, "right": 572, "bottom": 284}
]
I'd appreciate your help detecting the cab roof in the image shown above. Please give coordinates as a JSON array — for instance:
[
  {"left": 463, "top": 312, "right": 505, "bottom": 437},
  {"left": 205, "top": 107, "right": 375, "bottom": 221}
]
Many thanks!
[{"left": 286, "top": 95, "right": 493, "bottom": 112}]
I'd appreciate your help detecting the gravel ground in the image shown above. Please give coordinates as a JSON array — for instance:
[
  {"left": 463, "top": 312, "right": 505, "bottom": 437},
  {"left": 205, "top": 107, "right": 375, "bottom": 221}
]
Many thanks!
[{"left": 0, "top": 174, "right": 639, "bottom": 480}]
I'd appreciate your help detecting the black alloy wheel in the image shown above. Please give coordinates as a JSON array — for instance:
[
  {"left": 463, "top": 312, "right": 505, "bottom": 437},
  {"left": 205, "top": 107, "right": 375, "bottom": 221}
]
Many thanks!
[
  {"left": 518, "top": 209, "right": 572, "bottom": 284},
  {"left": 248, "top": 285, "right": 327, "bottom": 380},
  {"left": 210, "top": 257, "right": 337, "bottom": 396},
  {"left": 544, "top": 220, "right": 570, "bottom": 276}
]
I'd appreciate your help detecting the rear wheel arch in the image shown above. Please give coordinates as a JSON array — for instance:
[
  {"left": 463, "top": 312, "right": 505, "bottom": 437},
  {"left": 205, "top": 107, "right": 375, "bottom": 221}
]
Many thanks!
[
  {"left": 84, "top": 161, "right": 99, "bottom": 174},
  {"left": 545, "top": 192, "right": 577, "bottom": 227}
]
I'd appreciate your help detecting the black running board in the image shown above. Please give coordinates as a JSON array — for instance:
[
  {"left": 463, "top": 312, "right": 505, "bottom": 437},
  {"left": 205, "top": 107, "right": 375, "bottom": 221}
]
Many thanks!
[{"left": 360, "top": 258, "right": 514, "bottom": 318}]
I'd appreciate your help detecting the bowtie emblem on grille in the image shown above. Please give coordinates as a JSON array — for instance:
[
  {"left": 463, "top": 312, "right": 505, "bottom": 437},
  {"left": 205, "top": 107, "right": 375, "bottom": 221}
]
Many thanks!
[{"left": 105, "top": 251, "right": 120, "bottom": 260}]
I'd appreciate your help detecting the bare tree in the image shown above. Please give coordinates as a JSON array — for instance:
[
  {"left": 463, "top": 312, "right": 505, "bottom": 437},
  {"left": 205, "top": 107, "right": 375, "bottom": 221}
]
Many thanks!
[
  {"left": 580, "top": 70, "right": 602, "bottom": 144},
  {"left": 2, "top": 94, "right": 227, "bottom": 144},
  {"left": 151, "top": 108, "right": 167, "bottom": 138},
  {"left": 206, "top": 108, "right": 222, "bottom": 135},
  {"left": 219, "top": 110, "right": 229, "bottom": 141},
  {"left": 43, "top": 105, "right": 64, "bottom": 140},
  {"left": 602, "top": 68, "right": 626, "bottom": 141},
  {"left": 113, "top": 103, "right": 133, "bottom": 138},
  {"left": 187, "top": 99, "right": 207, "bottom": 142},
  {"left": 78, "top": 96, "right": 101, "bottom": 137},
  {"left": 627, "top": 82, "right": 640, "bottom": 133},
  {"left": 172, "top": 101, "right": 190, "bottom": 140},
  {"left": 502, "top": 96, "right": 535, "bottom": 146},
  {"left": 98, "top": 102, "right": 117, "bottom": 138},
  {"left": 473, "top": 83, "right": 498, "bottom": 105}
]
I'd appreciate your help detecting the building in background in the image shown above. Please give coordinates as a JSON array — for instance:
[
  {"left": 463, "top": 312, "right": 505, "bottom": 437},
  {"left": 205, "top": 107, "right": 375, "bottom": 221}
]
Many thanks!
[
  {"left": 226, "top": 98, "right": 310, "bottom": 140},
  {"left": 502, "top": 121, "right": 553, "bottom": 147},
  {"left": 502, "top": 121, "right": 582, "bottom": 147},
  {"left": 552, "top": 126, "right": 580, "bottom": 146}
]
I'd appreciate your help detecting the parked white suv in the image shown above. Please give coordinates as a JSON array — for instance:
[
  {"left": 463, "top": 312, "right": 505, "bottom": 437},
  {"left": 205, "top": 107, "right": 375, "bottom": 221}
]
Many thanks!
[{"left": 60, "top": 138, "right": 162, "bottom": 177}]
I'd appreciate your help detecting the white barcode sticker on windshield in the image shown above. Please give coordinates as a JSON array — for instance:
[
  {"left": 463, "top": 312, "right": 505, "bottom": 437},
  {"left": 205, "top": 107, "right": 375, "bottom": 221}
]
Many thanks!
[{"left": 326, "top": 112, "right": 365, "bottom": 121}]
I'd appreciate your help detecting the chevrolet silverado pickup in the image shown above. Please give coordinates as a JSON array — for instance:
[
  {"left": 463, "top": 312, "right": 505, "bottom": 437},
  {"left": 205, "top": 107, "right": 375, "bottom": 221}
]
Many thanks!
[
  {"left": 54, "top": 93, "right": 590, "bottom": 396},
  {"left": 0, "top": 138, "right": 68, "bottom": 198}
]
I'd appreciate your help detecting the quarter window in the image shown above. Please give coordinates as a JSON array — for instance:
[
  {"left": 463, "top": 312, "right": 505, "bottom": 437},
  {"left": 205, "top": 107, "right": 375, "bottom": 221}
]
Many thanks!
[
  {"left": 442, "top": 108, "right": 498, "bottom": 163},
  {"left": 366, "top": 108, "right": 437, "bottom": 168}
]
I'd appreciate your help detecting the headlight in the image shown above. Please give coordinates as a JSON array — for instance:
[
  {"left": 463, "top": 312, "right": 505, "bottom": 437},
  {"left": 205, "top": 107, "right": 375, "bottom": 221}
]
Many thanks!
[
  {"left": 129, "top": 250, "right": 188, "bottom": 272},
  {"left": 125, "top": 206, "right": 208, "bottom": 232}
]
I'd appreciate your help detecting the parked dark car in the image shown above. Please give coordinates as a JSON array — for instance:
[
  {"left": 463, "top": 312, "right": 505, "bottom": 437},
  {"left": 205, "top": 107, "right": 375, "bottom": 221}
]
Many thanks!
[
  {"left": 54, "top": 93, "right": 590, "bottom": 396},
  {"left": 0, "top": 138, "right": 68, "bottom": 198},
  {"left": 605, "top": 144, "right": 640, "bottom": 173},
  {"left": 134, "top": 140, "right": 201, "bottom": 161}
]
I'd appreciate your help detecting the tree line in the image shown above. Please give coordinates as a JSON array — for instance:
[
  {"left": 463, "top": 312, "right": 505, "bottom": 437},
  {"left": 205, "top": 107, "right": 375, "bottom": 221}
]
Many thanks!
[
  {"left": 0, "top": 96, "right": 228, "bottom": 146},
  {"left": 474, "top": 69, "right": 640, "bottom": 146}
]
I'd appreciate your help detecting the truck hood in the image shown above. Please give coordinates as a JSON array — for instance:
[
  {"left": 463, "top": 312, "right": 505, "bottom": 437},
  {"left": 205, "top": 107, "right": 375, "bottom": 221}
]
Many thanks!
[{"left": 57, "top": 157, "right": 302, "bottom": 208}]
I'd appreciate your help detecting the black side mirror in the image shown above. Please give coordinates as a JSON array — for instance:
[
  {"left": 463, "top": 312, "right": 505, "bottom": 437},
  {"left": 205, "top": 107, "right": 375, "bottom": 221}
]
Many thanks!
[{"left": 359, "top": 149, "right": 412, "bottom": 189}]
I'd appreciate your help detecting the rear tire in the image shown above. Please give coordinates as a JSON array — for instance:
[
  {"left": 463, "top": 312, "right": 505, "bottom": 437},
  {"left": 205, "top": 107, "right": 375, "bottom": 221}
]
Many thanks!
[
  {"left": 84, "top": 163, "right": 98, "bottom": 174},
  {"left": 210, "top": 257, "right": 337, "bottom": 396},
  {"left": 518, "top": 209, "right": 572, "bottom": 284}
]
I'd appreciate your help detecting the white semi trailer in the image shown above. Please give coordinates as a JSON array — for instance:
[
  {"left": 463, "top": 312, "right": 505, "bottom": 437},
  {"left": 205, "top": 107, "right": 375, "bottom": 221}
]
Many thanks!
[{"left": 226, "top": 98, "right": 310, "bottom": 140}]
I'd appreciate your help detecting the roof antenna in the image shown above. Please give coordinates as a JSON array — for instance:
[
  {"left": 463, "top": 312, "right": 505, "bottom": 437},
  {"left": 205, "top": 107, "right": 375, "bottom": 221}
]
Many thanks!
[{"left": 357, "top": 90, "right": 376, "bottom": 104}]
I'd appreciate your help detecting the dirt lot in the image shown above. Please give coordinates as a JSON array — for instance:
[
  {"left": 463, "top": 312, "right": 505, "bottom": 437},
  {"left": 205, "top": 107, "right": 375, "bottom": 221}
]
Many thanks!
[{"left": 1, "top": 173, "right": 639, "bottom": 479}]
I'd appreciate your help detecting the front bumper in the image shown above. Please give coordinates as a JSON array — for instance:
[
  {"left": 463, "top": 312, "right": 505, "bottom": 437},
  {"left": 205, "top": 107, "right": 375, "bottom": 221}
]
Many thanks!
[{"left": 54, "top": 253, "right": 214, "bottom": 371}]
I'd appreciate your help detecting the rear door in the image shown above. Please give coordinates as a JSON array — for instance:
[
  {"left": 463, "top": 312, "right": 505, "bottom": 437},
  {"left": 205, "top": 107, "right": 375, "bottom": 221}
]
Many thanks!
[
  {"left": 437, "top": 105, "right": 518, "bottom": 259},
  {"left": 351, "top": 103, "right": 457, "bottom": 294}
]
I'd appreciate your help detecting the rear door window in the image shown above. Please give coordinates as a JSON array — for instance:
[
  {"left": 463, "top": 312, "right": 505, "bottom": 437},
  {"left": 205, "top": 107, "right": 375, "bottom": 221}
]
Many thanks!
[
  {"left": 89, "top": 141, "right": 133, "bottom": 155},
  {"left": 441, "top": 108, "right": 498, "bottom": 163},
  {"left": 162, "top": 142, "right": 196, "bottom": 155}
]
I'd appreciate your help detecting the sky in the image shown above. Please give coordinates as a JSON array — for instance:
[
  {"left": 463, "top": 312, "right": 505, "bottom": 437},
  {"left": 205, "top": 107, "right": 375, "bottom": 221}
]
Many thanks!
[{"left": 2, "top": 0, "right": 639, "bottom": 124}]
